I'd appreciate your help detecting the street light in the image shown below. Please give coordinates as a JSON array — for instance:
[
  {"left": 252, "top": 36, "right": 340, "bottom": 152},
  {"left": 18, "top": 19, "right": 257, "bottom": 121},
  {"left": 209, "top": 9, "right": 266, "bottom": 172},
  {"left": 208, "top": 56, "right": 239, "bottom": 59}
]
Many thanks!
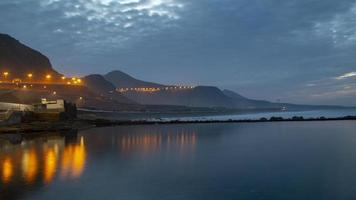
[
  {"left": 46, "top": 74, "right": 51, "bottom": 79},
  {"left": 27, "top": 73, "right": 33, "bottom": 78}
]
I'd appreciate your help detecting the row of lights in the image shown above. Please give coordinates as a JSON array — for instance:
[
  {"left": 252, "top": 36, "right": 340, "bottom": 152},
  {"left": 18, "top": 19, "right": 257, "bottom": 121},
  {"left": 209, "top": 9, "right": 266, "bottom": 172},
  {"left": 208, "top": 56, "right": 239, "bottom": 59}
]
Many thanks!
[
  {"left": 2, "top": 72, "right": 46, "bottom": 79},
  {"left": 1, "top": 72, "right": 82, "bottom": 85},
  {"left": 21, "top": 85, "right": 84, "bottom": 100},
  {"left": 63, "top": 77, "right": 82, "bottom": 85},
  {"left": 118, "top": 86, "right": 195, "bottom": 93}
]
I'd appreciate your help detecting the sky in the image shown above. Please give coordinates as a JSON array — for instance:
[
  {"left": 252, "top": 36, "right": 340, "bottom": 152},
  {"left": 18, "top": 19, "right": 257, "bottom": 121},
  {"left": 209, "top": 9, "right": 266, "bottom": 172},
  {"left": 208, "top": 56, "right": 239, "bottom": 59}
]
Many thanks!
[{"left": 0, "top": 0, "right": 356, "bottom": 106}]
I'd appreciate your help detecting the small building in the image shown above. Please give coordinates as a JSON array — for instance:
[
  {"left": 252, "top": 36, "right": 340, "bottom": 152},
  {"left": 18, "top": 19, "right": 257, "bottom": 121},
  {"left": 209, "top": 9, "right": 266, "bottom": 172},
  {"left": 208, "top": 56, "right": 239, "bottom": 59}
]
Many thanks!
[
  {"left": 1, "top": 99, "right": 77, "bottom": 123},
  {"left": 33, "top": 99, "right": 66, "bottom": 112},
  {"left": 33, "top": 99, "right": 77, "bottom": 121}
]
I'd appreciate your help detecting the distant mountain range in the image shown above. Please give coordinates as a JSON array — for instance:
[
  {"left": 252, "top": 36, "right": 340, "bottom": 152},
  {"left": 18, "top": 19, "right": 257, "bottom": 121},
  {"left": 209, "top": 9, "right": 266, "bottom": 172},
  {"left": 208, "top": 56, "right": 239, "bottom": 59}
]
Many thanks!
[
  {"left": 102, "top": 70, "right": 349, "bottom": 110},
  {"left": 0, "top": 33, "right": 349, "bottom": 111},
  {"left": 101, "top": 70, "right": 285, "bottom": 109}
]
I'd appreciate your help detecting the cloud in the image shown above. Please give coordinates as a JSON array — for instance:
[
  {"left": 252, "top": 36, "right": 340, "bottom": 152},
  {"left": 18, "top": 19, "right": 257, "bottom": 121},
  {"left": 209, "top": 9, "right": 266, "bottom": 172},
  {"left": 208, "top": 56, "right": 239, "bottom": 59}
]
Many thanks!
[
  {"left": 335, "top": 72, "right": 356, "bottom": 80},
  {"left": 1, "top": 0, "right": 356, "bottom": 106},
  {"left": 313, "top": 4, "right": 356, "bottom": 47},
  {"left": 36, "top": 0, "right": 185, "bottom": 49}
]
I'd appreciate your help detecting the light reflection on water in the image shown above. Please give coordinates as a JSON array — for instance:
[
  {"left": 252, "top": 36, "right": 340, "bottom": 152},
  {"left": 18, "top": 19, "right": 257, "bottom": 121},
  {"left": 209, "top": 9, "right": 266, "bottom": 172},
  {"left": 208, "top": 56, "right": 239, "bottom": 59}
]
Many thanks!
[
  {"left": 2, "top": 122, "right": 356, "bottom": 200},
  {"left": 0, "top": 127, "right": 197, "bottom": 200},
  {"left": 22, "top": 150, "right": 38, "bottom": 184},
  {"left": 0, "top": 131, "right": 86, "bottom": 199},
  {"left": 2, "top": 157, "right": 12, "bottom": 183},
  {"left": 119, "top": 131, "right": 196, "bottom": 155},
  {"left": 0, "top": 136, "right": 86, "bottom": 185}
]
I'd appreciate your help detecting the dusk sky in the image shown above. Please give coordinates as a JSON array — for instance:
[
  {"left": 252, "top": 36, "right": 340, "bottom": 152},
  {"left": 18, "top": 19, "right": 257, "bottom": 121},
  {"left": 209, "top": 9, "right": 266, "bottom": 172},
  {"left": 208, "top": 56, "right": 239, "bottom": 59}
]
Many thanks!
[{"left": 1, "top": 0, "right": 356, "bottom": 106}]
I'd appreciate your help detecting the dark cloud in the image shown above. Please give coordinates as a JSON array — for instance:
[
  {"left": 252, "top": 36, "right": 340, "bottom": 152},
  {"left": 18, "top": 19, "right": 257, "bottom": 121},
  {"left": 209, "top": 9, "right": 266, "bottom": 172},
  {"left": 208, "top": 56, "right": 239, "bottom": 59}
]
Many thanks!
[{"left": 0, "top": 0, "right": 355, "bottom": 105}]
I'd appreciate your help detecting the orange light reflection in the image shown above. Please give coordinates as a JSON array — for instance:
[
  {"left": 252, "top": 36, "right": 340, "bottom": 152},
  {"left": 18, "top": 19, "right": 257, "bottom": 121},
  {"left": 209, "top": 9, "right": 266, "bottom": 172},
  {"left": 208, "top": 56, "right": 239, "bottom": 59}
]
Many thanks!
[
  {"left": 2, "top": 158, "right": 13, "bottom": 183},
  {"left": 22, "top": 150, "right": 38, "bottom": 183}
]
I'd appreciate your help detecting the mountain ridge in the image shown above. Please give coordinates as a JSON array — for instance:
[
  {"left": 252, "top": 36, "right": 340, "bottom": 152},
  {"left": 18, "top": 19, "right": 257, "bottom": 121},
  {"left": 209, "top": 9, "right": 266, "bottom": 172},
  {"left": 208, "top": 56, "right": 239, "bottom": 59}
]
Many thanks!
[
  {"left": 83, "top": 74, "right": 137, "bottom": 105},
  {"left": 105, "top": 70, "right": 165, "bottom": 88},
  {"left": 0, "top": 33, "right": 61, "bottom": 79},
  {"left": 103, "top": 70, "right": 349, "bottom": 110}
]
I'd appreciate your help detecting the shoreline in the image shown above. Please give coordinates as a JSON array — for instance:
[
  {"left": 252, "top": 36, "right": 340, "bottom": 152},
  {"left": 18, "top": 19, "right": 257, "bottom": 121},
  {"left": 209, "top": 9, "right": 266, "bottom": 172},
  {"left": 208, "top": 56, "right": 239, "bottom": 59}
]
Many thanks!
[
  {"left": 1, "top": 115, "right": 355, "bottom": 134},
  {"left": 87, "top": 115, "right": 356, "bottom": 127}
]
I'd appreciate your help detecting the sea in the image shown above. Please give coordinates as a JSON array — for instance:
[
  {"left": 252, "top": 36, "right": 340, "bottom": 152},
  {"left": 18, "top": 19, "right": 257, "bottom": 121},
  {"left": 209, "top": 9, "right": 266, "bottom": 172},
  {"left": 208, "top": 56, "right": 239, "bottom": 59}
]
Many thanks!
[{"left": 1, "top": 109, "right": 356, "bottom": 200}]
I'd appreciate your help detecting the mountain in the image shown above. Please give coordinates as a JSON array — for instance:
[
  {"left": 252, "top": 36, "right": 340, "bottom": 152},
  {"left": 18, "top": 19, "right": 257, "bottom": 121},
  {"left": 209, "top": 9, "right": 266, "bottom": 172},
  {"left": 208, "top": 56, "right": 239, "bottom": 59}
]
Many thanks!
[
  {"left": 122, "top": 86, "right": 239, "bottom": 108},
  {"left": 103, "top": 70, "right": 277, "bottom": 108},
  {"left": 223, "top": 89, "right": 279, "bottom": 108},
  {"left": 83, "top": 74, "right": 136, "bottom": 105},
  {"left": 0, "top": 33, "right": 61, "bottom": 80},
  {"left": 222, "top": 89, "right": 248, "bottom": 100},
  {"left": 104, "top": 70, "right": 347, "bottom": 110},
  {"left": 103, "top": 70, "right": 281, "bottom": 109},
  {"left": 105, "top": 70, "right": 165, "bottom": 88},
  {"left": 0, "top": 33, "right": 138, "bottom": 110}
]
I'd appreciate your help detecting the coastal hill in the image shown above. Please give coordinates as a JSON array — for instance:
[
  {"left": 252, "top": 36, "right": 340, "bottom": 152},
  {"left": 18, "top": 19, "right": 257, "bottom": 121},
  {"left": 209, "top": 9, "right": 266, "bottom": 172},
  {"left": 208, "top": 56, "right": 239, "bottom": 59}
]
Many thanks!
[
  {"left": 103, "top": 70, "right": 347, "bottom": 110},
  {"left": 0, "top": 33, "right": 138, "bottom": 111},
  {"left": 105, "top": 70, "right": 165, "bottom": 88},
  {"left": 0, "top": 33, "right": 347, "bottom": 111},
  {"left": 0, "top": 33, "right": 62, "bottom": 79},
  {"left": 103, "top": 70, "right": 280, "bottom": 109},
  {"left": 223, "top": 89, "right": 281, "bottom": 109},
  {"left": 83, "top": 74, "right": 136, "bottom": 105}
]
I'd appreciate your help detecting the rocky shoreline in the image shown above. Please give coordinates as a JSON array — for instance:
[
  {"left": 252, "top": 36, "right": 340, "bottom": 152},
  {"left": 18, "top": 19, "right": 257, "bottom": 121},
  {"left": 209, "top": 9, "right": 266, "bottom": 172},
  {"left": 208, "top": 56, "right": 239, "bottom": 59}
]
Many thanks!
[
  {"left": 0, "top": 121, "right": 93, "bottom": 134},
  {"left": 86, "top": 115, "right": 356, "bottom": 127},
  {"left": 1, "top": 115, "right": 355, "bottom": 134}
]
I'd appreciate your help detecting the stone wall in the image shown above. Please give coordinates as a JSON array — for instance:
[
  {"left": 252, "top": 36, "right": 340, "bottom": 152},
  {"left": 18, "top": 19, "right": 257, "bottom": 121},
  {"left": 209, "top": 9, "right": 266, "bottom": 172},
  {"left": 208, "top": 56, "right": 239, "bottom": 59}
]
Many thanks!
[{"left": 0, "top": 102, "right": 34, "bottom": 111}]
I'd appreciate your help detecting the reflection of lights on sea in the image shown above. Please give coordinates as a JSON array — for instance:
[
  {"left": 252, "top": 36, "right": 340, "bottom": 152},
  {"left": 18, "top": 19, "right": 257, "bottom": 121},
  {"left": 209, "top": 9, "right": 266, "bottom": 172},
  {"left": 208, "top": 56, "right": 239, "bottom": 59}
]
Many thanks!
[
  {"left": 0, "top": 135, "right": 87, "bottom": 185},
  {"left": 61, "top": 136, "right": 86, "bottom": 179},
  {"left": 44, "top": 149, "right": 57, "bottom": 184},
  {"left": 2, "top": 158, "right": 13, "bottom": 183},
  {"left": 120, "top": 132, "right": 197, "bottom": 155},
  {"left": 22, "top": 150, "right": 38, "bottom": 183}
]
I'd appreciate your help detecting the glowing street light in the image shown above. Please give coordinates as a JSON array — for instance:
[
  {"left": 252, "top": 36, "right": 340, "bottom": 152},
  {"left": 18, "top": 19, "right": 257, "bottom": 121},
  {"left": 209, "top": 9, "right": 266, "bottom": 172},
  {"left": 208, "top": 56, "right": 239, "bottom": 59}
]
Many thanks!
[
  {"left": 27, "top": 73, "right": 33, "bottom": 78},
  {"left": 61, "top": 76, "right": 66, "bottom": 80},
  {"left": 3, "top": 72, "right": 9, "bottom": 77},
  {"left": 46, "top": 75, "right": 52, "bottom": 79}
]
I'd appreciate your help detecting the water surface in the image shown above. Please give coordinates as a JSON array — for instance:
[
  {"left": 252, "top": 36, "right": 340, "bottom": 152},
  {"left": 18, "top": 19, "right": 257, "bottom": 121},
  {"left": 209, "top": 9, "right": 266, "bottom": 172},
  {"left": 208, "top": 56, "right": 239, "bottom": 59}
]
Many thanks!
[{"left": 1, "top": 121, "right": 356, "bottom": 200}]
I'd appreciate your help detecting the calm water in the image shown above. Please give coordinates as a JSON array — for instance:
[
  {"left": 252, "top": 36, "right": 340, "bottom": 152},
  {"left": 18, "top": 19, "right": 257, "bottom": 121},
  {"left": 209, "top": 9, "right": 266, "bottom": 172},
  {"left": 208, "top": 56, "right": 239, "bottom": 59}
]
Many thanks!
[{"left": 1, "top": 121, "right": 356, "bottom": 200}]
